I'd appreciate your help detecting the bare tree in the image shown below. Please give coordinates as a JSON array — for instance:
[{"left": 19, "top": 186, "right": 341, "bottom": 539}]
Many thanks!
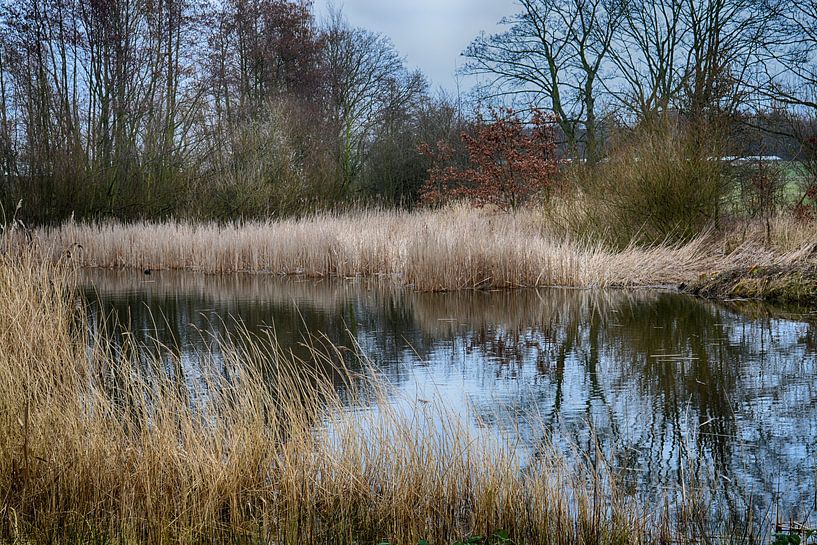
[
  {"left": 463, "top": 0, "right": 623, "bottom": 163},
  {"left": 757, "top": 0, "right": 817, "bottom": 113},
  {"left": 323, "top": 11, "right": 426, "bottom": 190},
  {"left": 207, "top": 0, "right": 323, "bottom": 116},
  {"left": 200, "top": 0, "right": 326, "bottom": 198},
  {"left": 681, "top": 0, "right": 769, "bottom": 120},
  {"left": 754, "top": 0, "right": 817, "bottom": 193},
  {"left": 608, "top": 0, "right": 687, "bottom": 120}
]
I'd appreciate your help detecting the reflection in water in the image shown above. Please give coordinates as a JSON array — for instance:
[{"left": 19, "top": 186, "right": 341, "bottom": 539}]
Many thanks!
[{"left": 82, "top": 269, "right": 817, "bottom": 526}]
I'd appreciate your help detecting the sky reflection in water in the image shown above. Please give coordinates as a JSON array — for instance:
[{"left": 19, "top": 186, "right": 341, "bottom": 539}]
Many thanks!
[{"left": 82, "top": 270, "right": 817, "bottom": 526}]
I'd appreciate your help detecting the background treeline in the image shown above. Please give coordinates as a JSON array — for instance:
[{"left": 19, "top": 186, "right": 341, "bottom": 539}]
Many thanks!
[
  {"left": 0, "top": 0, "right": 816, "bottom": 228},
  {"left": 0, "top": 0, "right": 468, "bottom": 223}
]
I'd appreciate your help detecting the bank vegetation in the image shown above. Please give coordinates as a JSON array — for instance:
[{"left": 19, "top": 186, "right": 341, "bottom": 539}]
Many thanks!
[{"left": 23, "top": 203, "right": 813, "bottom": 295}]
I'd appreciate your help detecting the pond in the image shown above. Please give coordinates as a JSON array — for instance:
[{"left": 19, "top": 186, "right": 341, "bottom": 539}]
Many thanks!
[{"left": 82, "top": 269, "right": 817, "bottom": 527}]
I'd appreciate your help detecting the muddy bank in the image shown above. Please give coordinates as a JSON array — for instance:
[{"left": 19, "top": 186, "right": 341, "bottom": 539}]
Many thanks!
[{"left": 687, "top": 262, "right": 817, "bottom": 307}]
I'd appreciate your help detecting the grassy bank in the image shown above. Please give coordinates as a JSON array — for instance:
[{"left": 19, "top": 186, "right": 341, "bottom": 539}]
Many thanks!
[
  {"left": 0, "top": 248, "right": 770, "bottom": 545},
  {"left": 30, "top": 206, "right": 817, "bottom": 294}
]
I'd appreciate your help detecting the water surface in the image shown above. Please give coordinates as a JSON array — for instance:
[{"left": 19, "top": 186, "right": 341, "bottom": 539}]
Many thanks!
[{"left": 82, "top": 269, "right": 817, "bottom": 527}]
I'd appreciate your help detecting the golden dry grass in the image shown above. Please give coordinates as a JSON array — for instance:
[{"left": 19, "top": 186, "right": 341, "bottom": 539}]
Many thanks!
[
  {"left": 32, "top": 206, "right": 817, "bottom": 291},
  {"left": 0, "top": 247, "right": 746, "bottom": 545}
]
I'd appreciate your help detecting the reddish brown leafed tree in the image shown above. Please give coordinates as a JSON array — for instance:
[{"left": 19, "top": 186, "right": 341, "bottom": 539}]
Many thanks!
[{"left": 419, "top": 108, "right": 559, "bottom": 211}]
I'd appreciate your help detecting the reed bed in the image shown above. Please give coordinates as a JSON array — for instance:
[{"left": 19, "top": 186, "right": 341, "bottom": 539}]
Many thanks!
[
  {"left": 34, "top": 206, "right": 817, "bottom": 291},
  {"left": 0, "top": 248, "right": 755, "bottom": 544}
]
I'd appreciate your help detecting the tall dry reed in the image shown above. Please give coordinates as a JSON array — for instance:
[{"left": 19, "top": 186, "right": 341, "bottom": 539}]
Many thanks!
[
  {"left": 34, "top": 206, "right": 817, "bottom": 291},
  {"left": 0, "top": 247, "right": 748, "bottom": 544}
]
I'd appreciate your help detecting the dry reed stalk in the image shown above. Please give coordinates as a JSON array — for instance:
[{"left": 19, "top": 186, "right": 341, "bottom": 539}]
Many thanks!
[{"left": 31, "top": 207, "right": 817, "bottom": 292}]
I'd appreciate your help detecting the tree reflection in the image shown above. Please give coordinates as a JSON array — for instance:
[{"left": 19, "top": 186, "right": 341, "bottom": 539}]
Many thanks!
[{"left": 82, "top": 270, "right": 817, "bottom": 524}]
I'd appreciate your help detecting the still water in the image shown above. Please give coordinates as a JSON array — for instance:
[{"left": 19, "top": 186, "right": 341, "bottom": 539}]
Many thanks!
[{"left": 82, "top": 269, "right": 817, "bottom": 525}]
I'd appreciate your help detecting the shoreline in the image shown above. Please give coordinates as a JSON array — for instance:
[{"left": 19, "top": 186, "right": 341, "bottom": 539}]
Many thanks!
[
  {"left": 687, "top": 263, "right": 817, "bottom": 307},
  {"left": 81, "top": 265, "right": 817, "bottom": 316},
  {"left": 77, "top": 261, "right": 817, "bottom": 314}
]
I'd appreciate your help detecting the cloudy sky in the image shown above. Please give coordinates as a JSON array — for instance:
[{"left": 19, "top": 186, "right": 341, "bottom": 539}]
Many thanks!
[{"left": 312, "top": 0, "right": 520, "bottom": 94}]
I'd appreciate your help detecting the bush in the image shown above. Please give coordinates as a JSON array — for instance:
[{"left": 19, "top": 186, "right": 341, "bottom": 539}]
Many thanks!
[
  {"left": 193, "top": 100, "right": 337, "bottom": 220},
  {"left": 564, "top": 121, "right": 728, "bottom": 246},
  {"left": 419, "top": 108, "right": 559, "bottom": 211},
  {"left": 794, "top": 136, "right": 817, "bottom": 222}
]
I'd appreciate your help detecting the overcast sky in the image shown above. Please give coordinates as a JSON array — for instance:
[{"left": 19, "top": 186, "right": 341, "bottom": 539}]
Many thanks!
[{"left": 312, "top": 0, "right": 519, "bottom": 94}]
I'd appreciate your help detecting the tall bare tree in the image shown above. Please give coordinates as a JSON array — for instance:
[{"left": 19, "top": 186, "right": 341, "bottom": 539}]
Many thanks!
[
  {"left": 464, "top": 0, "right": 623, "bottom": 163},
  {"left": 608, "top": 0, "right": 687, "bottom": 120},
  {"left": 681, "top": 0, "right": 769, "bottom": 120},
  {"left": 324, "top": 12, "right": 426, "bottom": 190},
  {"left": 757, "top": 0, "right": 817, "bottom": 112},
  {"left": 754, "top": 0, "right": 817, "bottom": 185}
]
